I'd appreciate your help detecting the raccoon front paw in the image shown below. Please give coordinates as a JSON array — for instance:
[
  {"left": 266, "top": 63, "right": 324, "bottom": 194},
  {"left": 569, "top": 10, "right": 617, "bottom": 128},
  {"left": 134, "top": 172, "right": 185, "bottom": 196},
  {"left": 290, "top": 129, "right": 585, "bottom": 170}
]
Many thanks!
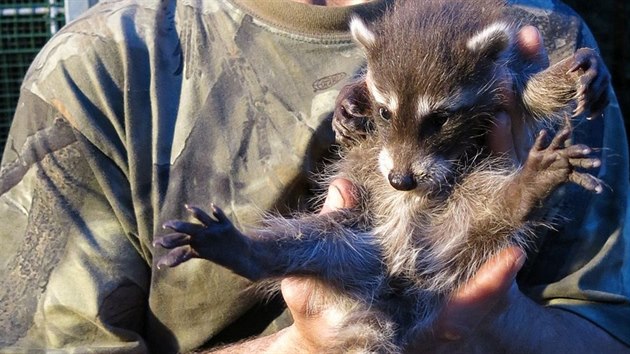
[
  {"left": 333, "top": 80, "right": 373, "bottom": 146},
  {"left": 521, "top": 127, "right": 603, "bottom": 198},
  {"left": 569, "top": 48, "right": 610, "bottom": 119},
  {"left": 154, "top": 204, "right": 247, "bottom": 269}
]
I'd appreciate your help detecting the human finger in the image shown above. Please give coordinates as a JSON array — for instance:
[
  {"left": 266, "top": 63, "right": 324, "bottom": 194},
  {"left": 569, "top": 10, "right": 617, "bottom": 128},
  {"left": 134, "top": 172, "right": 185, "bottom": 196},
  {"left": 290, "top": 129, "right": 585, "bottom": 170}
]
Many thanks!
[
  {"left": 487, "top": 112, "right": 518, "bottom": 163},
  {"left": 320, "top": 178, "right": 359, "bottom": 214},
  {"left": 515, "top": 25, "right": 548, "bottom": 67},
  {"left": 281, "top": 277, "right": 318, "bottom": 318},
  {"left": 436, "top": 246, "right": 525, "bottom": 340}
]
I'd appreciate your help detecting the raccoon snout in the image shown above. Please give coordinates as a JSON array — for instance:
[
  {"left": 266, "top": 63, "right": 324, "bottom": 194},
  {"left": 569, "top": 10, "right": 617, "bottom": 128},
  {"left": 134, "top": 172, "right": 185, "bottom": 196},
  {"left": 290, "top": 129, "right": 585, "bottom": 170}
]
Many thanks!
[{"left": 388, "top": 171, "right": 417, "bottom": 191}]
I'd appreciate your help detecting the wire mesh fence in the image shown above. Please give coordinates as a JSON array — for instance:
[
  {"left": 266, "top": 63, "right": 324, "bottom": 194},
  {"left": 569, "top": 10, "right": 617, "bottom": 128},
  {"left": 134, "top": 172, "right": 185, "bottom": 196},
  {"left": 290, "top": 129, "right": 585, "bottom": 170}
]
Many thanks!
[{"left": 0, "top": 0, "right": 65, "bottom": 155}]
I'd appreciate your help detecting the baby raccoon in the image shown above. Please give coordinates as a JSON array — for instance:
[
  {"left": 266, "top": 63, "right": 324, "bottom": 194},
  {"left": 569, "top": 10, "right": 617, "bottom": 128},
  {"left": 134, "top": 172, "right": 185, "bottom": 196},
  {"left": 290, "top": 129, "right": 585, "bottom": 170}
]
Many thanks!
[{"left": 155, "top": 0, "right": 608, "bottom": 352}]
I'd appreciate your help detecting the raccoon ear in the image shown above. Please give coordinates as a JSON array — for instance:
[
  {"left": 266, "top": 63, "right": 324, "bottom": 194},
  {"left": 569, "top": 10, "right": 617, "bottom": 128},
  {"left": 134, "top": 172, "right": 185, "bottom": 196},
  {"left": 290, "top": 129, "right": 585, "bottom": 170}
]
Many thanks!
[
  {"left": 350, "top": 16, "right": 376, "bottom": 50},
  {"left": 466, "top": 22, "right": 513, "bottom": 60}
]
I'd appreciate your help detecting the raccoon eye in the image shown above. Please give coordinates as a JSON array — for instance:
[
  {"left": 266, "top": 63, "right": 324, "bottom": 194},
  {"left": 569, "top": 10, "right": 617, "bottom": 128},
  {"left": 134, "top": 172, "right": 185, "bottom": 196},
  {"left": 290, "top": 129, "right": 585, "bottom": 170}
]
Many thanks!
[
  {"left": 420, "top": 111, "right": 450, "bottom": 137},
  {"left": 379, "top": 107, "right": 392, "bottom": 121},
  {"left": 433, "top": 112, "right": 449, "bottom": 127}
]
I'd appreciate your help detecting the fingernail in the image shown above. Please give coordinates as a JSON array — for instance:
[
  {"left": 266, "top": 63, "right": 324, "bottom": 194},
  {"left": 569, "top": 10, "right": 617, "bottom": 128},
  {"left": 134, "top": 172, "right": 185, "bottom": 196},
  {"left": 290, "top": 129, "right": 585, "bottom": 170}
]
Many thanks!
[
  {"left": 324, "top": 184, "right": 345, "bottom": 211},
  {"left": 513, "top": 251, "right": 526, "bottom": 272},
  {"left": 162, "top": 221, "right": 175, "bottom": 230}
]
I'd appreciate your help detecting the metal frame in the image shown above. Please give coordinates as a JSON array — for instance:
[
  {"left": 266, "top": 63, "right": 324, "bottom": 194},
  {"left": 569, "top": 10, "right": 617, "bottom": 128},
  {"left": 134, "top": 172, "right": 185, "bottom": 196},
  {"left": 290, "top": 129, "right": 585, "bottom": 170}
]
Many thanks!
[
  {"left": 0, "top": 1, "right": 64, "bottom": 34},
  {"left": 0, "top": 1, "right": 69, "bottom": 154},
  {"left": 65, "top": 0, "right": 99, "bottom": 22}
]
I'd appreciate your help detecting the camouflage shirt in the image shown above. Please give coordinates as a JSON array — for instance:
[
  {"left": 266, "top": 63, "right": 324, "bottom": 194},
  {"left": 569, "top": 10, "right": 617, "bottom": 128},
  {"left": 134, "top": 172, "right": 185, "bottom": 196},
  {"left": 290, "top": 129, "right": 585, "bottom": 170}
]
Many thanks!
[{"left": 0, "top": 0, "right": 628, "bottom": 352}]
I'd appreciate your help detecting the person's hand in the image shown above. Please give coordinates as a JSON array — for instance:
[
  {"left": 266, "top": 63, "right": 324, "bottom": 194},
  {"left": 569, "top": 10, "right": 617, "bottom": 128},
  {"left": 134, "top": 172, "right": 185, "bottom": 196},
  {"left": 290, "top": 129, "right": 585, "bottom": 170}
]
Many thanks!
[
  {"left": 426, "top": 25, "right": 547, "bottom": 347},
  {"left": 281, "top": 26, "right": 547, "bottom": 352},
  {"left": 281, "top": 182, "right": 526, "bottom": 353},
  {"left": 429, "top": 108, "right": 529, "bottom": 347},
  {"left": 488, "top": 25, "right": 549, "bottom": 164},
  {"left": 433, "top": 247, "right": 525, "bottom": 341},
  {"left": 279, "top": 25, "right": 558, "bottom": 353},
  {"left": 278, "top": 179, "right": 358, "bottom": 352}
]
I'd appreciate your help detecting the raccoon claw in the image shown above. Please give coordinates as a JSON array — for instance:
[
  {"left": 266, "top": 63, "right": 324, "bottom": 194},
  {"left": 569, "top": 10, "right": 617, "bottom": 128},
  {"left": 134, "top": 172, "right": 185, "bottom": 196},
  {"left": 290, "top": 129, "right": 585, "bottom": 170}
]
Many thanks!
[
  {"left": 523, "top": 128, "right": 601, "bottom": 197},
  {"left": 154, "top": 232, "right": 191, "bottom": 249},
  {"left": 569, "top": 172, "right": 603, "bottom": 194},
  {"left": 186, "top": 203, "right": 220, "bottom": 225},
  {"left": 156, "top": 245, "right": 197, "bottom": 269},
  {"left": 569, "top": 48, "right": 610, "bottom": 119},
  {"left": 585, "top": 91, "right": 609, "bottom": 120},
  {"left": 154, "top": 204, "right": 246, "bottom": 269},
  {"left": 333, "top": 80, "right": 373, "bottom": 146},
  {"left": 333, "top": 106, "right": 370, "bottom": 145}
]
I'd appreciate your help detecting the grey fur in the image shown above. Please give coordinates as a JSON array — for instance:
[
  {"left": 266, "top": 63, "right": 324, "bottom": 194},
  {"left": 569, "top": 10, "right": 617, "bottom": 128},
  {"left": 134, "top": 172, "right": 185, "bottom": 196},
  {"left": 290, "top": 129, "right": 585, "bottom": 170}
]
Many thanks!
[{"left": 156, "top": 0, "right": 607, "bottom": 352}]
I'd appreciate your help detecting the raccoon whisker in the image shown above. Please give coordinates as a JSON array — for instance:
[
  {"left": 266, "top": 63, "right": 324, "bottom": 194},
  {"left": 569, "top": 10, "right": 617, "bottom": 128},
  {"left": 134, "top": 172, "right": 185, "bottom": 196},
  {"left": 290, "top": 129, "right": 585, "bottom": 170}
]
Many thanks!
[{"left": 177, "top": 0, "right": 607, "bottom": 351}]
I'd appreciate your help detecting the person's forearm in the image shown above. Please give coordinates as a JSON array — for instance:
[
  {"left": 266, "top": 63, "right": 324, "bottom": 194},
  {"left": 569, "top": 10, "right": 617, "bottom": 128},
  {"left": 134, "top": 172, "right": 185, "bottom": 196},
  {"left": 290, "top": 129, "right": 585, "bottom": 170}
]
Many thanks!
[
  {"left": 201, "top": 291, "right": 629, "bottom": 354},
  {"left": 200, "top": 330, "right": 281, "bottom": 354},
  {"left": 480, "top": 288, "right": 629, "bottom": 353},
  {"left": 202, "top": 327, "right": 311, "bottom": 354}
]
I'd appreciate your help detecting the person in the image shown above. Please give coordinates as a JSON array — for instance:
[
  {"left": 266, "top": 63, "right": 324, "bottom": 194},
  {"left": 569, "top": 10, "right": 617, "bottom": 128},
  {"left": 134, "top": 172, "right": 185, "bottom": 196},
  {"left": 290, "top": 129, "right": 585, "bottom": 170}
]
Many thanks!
[{"left": 0, "top": 0, "right": 627, "bottom": 353}]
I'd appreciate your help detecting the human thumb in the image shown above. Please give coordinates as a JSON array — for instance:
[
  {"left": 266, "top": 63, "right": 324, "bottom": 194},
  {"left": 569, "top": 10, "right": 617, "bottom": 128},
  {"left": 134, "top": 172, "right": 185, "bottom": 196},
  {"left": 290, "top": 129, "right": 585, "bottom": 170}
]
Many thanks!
[{"left": 320, "top": 178, "right": 358, "bottom": 214}]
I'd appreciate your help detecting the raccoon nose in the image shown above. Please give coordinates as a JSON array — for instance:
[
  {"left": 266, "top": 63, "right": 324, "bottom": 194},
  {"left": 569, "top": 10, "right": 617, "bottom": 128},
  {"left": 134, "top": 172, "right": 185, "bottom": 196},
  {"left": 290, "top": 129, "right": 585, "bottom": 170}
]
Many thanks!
[{"left": 388, "top": 172, "right": 417, "bottom": 191}]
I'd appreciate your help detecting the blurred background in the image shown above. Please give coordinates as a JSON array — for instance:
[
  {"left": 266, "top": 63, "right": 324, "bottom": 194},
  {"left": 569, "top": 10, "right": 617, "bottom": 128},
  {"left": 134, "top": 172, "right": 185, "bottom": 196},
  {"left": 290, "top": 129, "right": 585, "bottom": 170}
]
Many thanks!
[
  {"left": 0, "top": 0, "right": 628, "bottom": 156},
  {"left": 563, "top": 0, "right": 629, "bottom": 126}
]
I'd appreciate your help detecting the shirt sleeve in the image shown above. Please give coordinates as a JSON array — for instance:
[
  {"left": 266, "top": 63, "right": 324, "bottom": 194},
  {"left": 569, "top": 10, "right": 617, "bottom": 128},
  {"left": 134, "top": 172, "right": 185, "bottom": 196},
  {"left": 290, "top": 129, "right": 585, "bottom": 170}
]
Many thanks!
[
  {"left": 518, "top": 3, "right": 630, "bottom": 346},
  {"left": 0, "top": 89, "right": 151, "bottom": 352}
]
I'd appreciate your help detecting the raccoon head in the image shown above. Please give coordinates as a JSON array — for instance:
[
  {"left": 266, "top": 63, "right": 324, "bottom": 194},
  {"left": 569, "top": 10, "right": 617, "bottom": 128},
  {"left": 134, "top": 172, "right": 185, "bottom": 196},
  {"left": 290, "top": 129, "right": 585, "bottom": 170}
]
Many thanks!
[{"left": 350, "top": 15, "right": 514, "bottom": 193}]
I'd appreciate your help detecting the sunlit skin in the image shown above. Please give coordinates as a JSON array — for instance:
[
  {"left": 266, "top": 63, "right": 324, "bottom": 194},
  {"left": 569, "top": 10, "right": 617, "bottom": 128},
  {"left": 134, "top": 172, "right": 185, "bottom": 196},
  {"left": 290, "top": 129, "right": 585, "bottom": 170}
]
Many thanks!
[{"left": 194, "top": 4, "right": 628, "bottom": 353}]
